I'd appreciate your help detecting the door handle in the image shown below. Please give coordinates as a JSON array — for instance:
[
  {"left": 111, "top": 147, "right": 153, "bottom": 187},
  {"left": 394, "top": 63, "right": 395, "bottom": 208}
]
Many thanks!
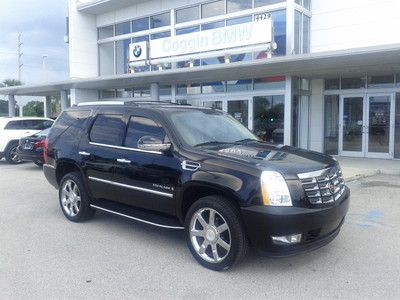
[
  {"left": 79, "top": 151, "right": 91, "bottom": 156},
  {"left": 117, "top": 158, "right": 131, "bottom": 164}
]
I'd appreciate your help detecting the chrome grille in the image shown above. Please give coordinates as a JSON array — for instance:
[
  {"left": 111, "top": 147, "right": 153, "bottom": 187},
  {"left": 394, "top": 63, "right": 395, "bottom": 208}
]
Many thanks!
[{"left": 298, "top": 167, "right": 346, "bottom": 205}]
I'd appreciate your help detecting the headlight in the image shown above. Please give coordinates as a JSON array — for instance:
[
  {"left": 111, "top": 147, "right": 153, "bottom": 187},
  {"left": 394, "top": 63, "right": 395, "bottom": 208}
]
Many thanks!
[{"left": 260, "top": 171, "right": 292, "bottom": 206}]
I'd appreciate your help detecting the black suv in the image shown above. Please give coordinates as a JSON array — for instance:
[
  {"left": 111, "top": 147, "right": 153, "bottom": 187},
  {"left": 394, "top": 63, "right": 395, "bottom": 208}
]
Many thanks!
[{"left": 43, "top": 101, "right": 349, "bottom": 271}]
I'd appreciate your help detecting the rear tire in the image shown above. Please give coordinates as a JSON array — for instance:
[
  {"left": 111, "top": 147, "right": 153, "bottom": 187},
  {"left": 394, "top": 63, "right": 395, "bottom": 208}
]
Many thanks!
[
  {"left": 185, "top": 195, "right": 248, "bottom": 271},
  {"left": 5, "top": 142, "right": 23, "bottom": 164},
  {"left": 59, "top": 171, "right": 95, "bottom": 222}
]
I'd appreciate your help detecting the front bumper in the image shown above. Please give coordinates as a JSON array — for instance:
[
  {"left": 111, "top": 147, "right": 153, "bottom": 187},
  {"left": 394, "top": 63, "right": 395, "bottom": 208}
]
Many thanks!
[{"left": 241, "top": 187, "right": 350, "bottom": 256}]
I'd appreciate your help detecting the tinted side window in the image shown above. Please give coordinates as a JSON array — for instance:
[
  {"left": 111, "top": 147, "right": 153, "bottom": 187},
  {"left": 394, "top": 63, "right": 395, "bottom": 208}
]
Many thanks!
[
  {"left": 124, "top": 116, "right": 166, "bottom": 148},
  {"left": 50, "top": 110, "right": 91, "bottom": 138},
  {"left": 90, "top": 114, "right": 125, "bottom": 146},
  {"left": 4, "top": 120, "right": 24, "bottom": 129}
]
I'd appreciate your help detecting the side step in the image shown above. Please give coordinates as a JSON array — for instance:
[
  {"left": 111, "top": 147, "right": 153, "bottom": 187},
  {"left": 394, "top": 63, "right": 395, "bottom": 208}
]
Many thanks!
[{"left": 90, "top": 199, "right": 184, "bottom": 230}]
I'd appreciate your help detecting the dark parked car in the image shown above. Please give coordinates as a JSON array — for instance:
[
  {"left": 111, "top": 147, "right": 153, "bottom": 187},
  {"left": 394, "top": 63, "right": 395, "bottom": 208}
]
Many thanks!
[
  {"left": 43, "top": 101, "right": 349, "bottom": 271},
  {"left": 17, "top": 128, "right": 50, "bottom": 167}
]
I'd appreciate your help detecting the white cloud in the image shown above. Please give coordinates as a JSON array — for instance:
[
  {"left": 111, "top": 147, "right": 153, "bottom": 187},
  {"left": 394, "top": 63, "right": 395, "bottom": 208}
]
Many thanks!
[{"left": 0, "top": 0, "right": 69, "bottom": 84}]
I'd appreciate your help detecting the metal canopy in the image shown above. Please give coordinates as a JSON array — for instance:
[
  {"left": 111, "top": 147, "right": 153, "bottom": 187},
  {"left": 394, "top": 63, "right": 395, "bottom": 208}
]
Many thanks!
[{"left": 1, "top": 44, "right": 400, "bottom": 96}]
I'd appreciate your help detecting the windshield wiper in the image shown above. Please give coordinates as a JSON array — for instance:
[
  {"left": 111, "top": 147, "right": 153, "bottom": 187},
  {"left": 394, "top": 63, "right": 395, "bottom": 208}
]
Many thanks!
[{"left": 194, "top": 141, "right": 235, "bottom": 147}]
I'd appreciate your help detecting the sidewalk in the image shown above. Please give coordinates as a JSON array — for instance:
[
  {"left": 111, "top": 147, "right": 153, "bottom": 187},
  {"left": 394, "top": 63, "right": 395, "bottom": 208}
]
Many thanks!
[{"left": 336, "top": 156, "right": 400, "bottom": 182}]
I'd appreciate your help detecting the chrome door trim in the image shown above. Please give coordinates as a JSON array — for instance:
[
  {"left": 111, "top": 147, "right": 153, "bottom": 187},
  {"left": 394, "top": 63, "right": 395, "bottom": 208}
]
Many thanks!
[
  {"left": 90, "top": 204, "right": 184, "bottom": 230},
  {"left": 88, "top": 176, "right": 173, "bottom": 198},
  {"left": 89, "top": 142, "right": 162, "bottom": 155},
  {"left": 79, "top": 151, "right": 91, "bottom": 156}
]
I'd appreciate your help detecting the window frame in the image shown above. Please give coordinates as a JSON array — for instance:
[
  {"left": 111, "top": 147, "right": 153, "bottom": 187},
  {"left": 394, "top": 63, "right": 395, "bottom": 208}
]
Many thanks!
[
  {"left": 89, "top": 113, "right": 126, "bottom": 146},
  {"left": 123, "top": 115, "right": 169, "bottom": 149}
]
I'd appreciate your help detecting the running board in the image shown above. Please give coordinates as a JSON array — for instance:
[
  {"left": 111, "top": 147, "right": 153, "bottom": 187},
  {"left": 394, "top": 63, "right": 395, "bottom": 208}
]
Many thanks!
[{"left": 90, "top": 199, "right": 184, "bottom": 230}]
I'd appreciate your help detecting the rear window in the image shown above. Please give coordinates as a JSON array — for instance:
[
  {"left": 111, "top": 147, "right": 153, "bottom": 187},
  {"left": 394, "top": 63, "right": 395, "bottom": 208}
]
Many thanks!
[
  {"left": 4, "top": 119, "right": 53, "bottom": 130},
  {"left": 90, "top": 114, "right": 125, "bottom": 146},
  {"left": 50, "top": 110, "right": 91, "bottom": 137}
]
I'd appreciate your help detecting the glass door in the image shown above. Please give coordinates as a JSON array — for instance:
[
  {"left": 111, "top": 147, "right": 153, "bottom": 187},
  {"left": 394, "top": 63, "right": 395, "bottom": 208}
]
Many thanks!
[
  {"left": 339, "top": 95, "right": 365, "bottom": 157},
  {"left": 366, "top": 94, "right": 393, "bottom": 159},
  {"left": 339, "top": 94, "right": 394, "bottom": 158},
  {"left": 227, "top": 100, "right": 249, "bottom": 128}
]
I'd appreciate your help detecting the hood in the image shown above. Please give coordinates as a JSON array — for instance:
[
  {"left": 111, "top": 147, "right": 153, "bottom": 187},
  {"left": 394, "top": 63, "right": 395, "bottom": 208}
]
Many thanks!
[{"left": 204, "top": 142, "right": 336, "bottom": 179}]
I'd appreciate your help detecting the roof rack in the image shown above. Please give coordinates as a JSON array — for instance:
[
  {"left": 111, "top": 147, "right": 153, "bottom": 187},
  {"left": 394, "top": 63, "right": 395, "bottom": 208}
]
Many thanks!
[{"left": 76, "top": 100, "right": 173, "bottom": 107}]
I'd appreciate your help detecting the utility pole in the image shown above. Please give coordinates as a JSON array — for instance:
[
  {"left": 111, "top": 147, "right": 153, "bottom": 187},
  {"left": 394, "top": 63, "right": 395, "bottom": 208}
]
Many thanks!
[{"left": 17, "top": 34, "right": 23, "bottom": 82}]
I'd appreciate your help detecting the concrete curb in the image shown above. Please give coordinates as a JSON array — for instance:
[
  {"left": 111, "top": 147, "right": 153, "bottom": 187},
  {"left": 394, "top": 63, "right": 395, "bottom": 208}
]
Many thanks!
[{"left": 345, "top": 169, "right": 400, "bottom": 182}]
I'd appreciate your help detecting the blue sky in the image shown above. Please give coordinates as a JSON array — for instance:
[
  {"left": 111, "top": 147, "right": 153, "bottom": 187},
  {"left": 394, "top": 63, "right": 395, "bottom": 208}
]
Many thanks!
[{"left": 0, "top": 0, "right": 69, "bottom": 84}]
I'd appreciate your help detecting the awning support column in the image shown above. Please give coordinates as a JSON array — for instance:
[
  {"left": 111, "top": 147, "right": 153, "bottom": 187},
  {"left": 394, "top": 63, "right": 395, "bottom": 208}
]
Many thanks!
[
  {"left": 284, "top": 77, "right": 292, "bottom": 146},
  {"left": 60, "top": 90, "right": 68, "bottom": 111},
  {"left": 8, "top": 95, "right": 15, "bottom": 117},
  {"left": 150, "top": 83, "right": 160, "bottom": 101},
  {"left": 44, "top": 96, "right": 52, "bottom": 118}
]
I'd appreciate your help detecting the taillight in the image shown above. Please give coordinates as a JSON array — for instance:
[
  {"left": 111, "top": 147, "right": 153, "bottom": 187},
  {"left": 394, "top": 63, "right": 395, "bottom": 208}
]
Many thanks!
[
  {"left": 34, "top": 140, "right": 46, "bottom": 148},
  {"left": 43, "top": 138, "right": 49, "bottom": 164}
]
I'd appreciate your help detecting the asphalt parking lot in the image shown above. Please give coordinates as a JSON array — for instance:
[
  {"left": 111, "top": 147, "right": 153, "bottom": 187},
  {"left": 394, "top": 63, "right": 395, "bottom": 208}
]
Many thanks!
[{"left": 0, "top": 161, "right": 399, "bottom": 299}]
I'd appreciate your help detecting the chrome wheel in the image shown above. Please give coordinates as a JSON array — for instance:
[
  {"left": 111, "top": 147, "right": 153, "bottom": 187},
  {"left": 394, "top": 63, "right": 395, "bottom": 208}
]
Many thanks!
[
  {"left": 189, "top": 208, "right": 231, "bottom": 263},
  {"left": 10, "top": 147, "right": 22, "bottom": 163},
  {"left": 61, "top": 179, "right": 81, "bottom": 217}
]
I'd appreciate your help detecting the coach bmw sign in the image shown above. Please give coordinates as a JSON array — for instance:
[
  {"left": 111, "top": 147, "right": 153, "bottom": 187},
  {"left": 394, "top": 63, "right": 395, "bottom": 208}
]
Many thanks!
[{"left": 129, "top": 41, "right": 148, "bottom": 62}]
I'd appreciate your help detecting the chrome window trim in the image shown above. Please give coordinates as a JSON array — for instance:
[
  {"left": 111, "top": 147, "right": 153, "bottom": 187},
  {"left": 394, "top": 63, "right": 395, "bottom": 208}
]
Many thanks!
[
  {"left": 89, "top": 142, "right": 162, "bottom": 155},
  {"left": 90, "top": 204, "right": 183, "bottom": 230},
  {"left": 88, "top": 176, "right": 173, "bottom": 198},
  {"left": 297, "top": 168, "right": 330, "bottom": 179}
]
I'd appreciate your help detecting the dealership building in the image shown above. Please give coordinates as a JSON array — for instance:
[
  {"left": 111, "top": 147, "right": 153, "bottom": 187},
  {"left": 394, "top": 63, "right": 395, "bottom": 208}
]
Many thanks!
[{"left": 1, "top": 0, "right": 400, "bottom": 159}]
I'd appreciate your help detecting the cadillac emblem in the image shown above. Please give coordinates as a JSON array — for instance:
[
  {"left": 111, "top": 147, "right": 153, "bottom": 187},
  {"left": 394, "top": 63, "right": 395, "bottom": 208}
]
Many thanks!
[{"left": 329, "top": 182, "right": 336, "bottom": 194}]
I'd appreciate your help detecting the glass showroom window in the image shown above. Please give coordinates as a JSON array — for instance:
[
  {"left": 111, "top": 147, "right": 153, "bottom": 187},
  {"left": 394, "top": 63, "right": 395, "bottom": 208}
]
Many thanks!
[
  {"left": 254, "top": 0, "right": 285, "bottom": 7},
  {"left": 98, "top": 25, "right": 113, "bottom": 39},
  {"left": 202, "top": 82, "right": 225, "bottom": 93},
  {"left": 115, "top": 21, "right": 130, "bottom": 36},
  {"left": 227, "top": 0, "right": 252, "bottom": 13},
  {"left": 367, "top": 75, "right": 395, "bottom": 88},
  {"left": 202, "top": 0, "right": 225, "bottom": 18},
  {"left": 255, "top": 10, "right": 286, "bottom": 58},
  {"left": 253, "top": 95, "right": 285, "bottom": 143},
  {"left": 99, "top": 42, "right": 114, "bottom": 76},
  {"left": 226, "top": 79, "right": 252, "bottom": 92},
  {"left": 176, "top": 26, "right": 200, "bottom": 35},
  {"left": 324, "top": 95, "right": 339, "bottom": 155},
  {"left": 116, "top": 39, "right": 131, "bottom": 74},
  {"left": 294, "top": 11, "right": 310, "bottom": 54},
  {"left": 150, "top": 12, "right": 170, "bottom": 28},
  {"left": 176, "top": 5, "right": 200, "bottom": 24},
  {"left": 132, "top": 17, "right": 149, "bottom": 32}
]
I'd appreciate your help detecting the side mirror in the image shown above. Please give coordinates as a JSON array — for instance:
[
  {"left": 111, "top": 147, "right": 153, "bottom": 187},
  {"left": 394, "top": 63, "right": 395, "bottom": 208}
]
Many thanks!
[{"left": 137, "top": 135, "right": 172, "bottom": 153}]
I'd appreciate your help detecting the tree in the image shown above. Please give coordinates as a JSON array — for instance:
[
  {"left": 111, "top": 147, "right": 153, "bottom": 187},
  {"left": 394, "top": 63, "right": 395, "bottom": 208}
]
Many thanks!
[
  {"left": 2, "top": 79, "right": 23, "bottom": 87},
  {"left": 23, "top": 101, "right": 44, "bottom": 117}
]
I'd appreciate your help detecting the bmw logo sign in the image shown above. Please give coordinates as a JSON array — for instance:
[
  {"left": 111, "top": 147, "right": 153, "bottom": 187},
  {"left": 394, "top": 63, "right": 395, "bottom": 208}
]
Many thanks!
[{"left": 133, "top": 45, "right": 142, "bottom": 58}]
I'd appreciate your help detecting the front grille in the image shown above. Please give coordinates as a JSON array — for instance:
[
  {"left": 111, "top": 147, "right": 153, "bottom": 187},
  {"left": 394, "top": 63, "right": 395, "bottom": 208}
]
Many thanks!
[{"left": 299, "top": 166, "right": 346, "bottom": 205}]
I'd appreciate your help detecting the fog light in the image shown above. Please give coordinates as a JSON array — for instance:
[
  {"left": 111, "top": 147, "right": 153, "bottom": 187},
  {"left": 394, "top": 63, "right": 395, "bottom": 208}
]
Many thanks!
[{"left": 272, "top": 234, "right": 302, "bottom": 245}]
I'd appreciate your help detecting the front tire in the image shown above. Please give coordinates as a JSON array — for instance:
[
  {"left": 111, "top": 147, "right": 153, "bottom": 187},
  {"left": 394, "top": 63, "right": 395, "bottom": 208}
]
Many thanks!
[
  {"left": 185, "top": 196, "right": 248, "bottom": 271},
  {"left": 59, "top": 172, "right": 95, "bottom": 222},
  {"left": 5, "top": 142, "right": 23, "bottom": 164}
]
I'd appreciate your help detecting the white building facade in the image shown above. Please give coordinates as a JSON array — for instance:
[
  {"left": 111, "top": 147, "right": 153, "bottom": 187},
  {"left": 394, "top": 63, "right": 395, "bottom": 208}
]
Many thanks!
[{"left": 2, "top": 0, "right": 400, "bottom": 159}]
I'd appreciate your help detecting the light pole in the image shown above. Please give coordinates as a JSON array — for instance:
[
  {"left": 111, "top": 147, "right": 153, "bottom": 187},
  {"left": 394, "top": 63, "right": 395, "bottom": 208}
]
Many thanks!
[{"left": 42, "top": 54, "right": 48, "bottom": 80}]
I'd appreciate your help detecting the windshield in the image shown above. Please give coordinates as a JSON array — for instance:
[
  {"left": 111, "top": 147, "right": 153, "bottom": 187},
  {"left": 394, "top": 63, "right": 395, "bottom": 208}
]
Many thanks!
[{"left": 168, "top": 109, "right": 259, "bottom": 147}]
